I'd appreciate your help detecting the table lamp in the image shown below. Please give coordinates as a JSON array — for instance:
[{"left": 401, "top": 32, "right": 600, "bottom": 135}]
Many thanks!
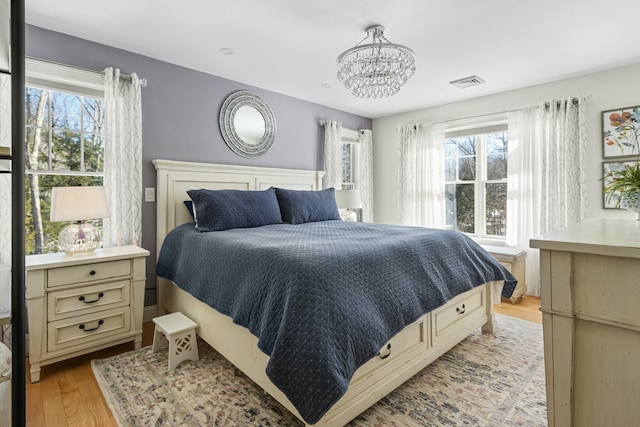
[
  {"left": 335, "top": 189, "right": 362, "bottom": 222},
  {"left": 50, "top": 186, "right": 109, "bottom": 255}
]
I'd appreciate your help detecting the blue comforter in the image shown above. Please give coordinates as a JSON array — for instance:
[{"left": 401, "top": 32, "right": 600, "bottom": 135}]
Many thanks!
[{"left": 156, "top": 221, "right": 516, "bottom": 424}]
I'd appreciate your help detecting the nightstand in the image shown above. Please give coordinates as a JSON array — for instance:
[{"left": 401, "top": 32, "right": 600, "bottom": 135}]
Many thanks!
[
  {"left": 26, "top": 245, "right": 149, "bottom": 382},
  {"left": 482, "top": 245, "right": 527, "bottom": 304}
]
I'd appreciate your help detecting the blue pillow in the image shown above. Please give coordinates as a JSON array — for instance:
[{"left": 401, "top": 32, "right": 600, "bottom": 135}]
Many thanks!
[
  {"left": 187, "top": 188, "right": 282, "bottom": 232},
  {"left": 184, "top": 200, "right": 194, "bottom": 218},
  {"left": 275, "top": 187, "right": 340, "bottom": 224}
]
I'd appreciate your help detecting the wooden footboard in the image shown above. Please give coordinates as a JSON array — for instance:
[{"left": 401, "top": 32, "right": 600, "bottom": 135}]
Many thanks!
[{"left": 158, "top": 277, "right": 498, "bottom": 426}]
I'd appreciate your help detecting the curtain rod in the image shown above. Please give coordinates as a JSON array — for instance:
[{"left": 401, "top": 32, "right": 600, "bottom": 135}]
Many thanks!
[{"left": 26, "top": 56, "right": 148, "bottom": 87}]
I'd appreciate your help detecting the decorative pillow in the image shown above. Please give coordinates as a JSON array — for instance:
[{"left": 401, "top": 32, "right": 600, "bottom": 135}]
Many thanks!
[
  {"left": 184, "top": 200, "right": 194, "bottom": 219},
  {"left": 275, "top": 187, "right": 341, "bottom": 224},
  {"left": 187, "top": 188, "right": 282, "bottom": 232}
]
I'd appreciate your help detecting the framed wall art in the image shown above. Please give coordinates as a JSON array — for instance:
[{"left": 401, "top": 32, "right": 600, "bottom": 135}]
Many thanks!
[
  {"left": 602, "top": 160, "right": 637, "bottom": 208},
  {"left": 602, "top": 106, "right": 640, "bottom": 158}
]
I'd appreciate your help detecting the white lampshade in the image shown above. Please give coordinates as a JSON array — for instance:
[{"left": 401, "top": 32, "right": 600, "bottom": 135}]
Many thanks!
[
  {"left": 335, "top": 189, "right": 362, "bottom": 209},
  {"left": 50, "top": 186, "right": 109, "bottom": 222},
  {"left": 50, "top": 186, "right": 109, "bottom": 255}
]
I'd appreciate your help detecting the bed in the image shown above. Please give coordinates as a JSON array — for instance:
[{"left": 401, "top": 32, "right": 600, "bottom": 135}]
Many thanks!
[{"left": 153, "top": 159, "right": 516, "bottom": 426}]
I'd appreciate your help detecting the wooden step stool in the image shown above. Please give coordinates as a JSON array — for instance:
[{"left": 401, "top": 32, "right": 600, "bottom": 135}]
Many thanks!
[{"left": 151, "top": 312, "right": 199, "bottom": 371}]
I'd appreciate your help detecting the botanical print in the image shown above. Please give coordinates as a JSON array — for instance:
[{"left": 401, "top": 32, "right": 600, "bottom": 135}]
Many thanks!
[
  {"left": 603, "top": 107, "right": 640, "bottom": 158},
  {"left": 603, "top": 161, "right": 636, "bottom": 208}
]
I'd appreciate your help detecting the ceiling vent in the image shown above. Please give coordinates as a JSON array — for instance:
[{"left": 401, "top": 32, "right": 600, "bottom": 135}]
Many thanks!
[{"left": 449, "top": 75, "right": 486, "bottom": 89}]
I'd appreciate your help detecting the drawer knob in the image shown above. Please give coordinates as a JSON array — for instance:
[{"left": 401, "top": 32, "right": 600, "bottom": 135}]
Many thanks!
[
  {"left": 456, "top": 304, "right": 466, "bottom": 315},
  {"left": 378, "top": 343, "right": 392, "bottom": 360},
  {"left": 79, "top": 319, "right": 104, "bottom": 332},
  {"left": 89, "top": 270, "right": 96, "bottom": 276},
  {"left": 79, "top": 292, "right": 104, "bottom": 304}
]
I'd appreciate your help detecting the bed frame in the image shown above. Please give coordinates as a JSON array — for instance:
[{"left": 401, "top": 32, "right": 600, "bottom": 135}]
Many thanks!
[{"left": 153, "top": 159, "right": 500, "bottom": 426}]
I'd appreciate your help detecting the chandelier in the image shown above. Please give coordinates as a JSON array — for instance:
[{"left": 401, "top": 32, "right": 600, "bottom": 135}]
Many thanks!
[{"left": 336, "top": 25, "right": 416, "bottom": 99}]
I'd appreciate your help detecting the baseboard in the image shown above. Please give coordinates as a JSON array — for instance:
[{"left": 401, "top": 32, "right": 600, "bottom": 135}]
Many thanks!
[{"left": 143, "top": 305, "right": 157, "bottom": 323}]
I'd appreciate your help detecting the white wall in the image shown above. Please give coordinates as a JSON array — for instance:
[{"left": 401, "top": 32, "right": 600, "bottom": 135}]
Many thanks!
[{"left": 373, "top": 63, "right": 640, "bottom": 225}]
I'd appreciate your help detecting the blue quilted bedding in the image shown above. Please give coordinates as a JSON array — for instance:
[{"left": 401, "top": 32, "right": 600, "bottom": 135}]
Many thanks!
[{"left": 156, "top": 220, "right": 516, "bottom": 424}]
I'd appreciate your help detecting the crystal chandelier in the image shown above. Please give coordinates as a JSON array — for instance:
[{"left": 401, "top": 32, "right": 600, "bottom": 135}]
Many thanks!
[{"left": 336, "top": 25, "right": 416, "bottom": 99}]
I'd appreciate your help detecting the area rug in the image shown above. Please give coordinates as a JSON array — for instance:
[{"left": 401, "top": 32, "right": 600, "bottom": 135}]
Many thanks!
[{"left": 91, "top": 314, "right": 546, "bottom": 426}]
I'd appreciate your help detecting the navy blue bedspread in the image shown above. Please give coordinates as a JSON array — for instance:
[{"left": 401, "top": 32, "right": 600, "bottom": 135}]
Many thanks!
[{"left": 156, "top": 221, "right": 516, "bottom": 424}]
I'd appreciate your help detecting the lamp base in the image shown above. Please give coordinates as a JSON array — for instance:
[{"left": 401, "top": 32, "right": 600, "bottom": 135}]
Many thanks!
[
  {"left": 340, "top": 209, "right": 358, "bottom": 222},
  {"left": 58, "top": 221, "right": 102, "bottom": 255}
]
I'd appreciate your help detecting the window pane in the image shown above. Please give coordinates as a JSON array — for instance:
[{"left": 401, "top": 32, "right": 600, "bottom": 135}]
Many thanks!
[
  {"left": 445, "top": 183, "right": 474, "bottom": 233},
  {"left": 457, "top": 136, "right": 476, "bottom": 157},
  {"left": 84, "top": 133, "right": 105, "bottom": 172},
  {"left": 25, "top": 87, "right": 48, "bottom": 127},
  {"left": 83, "top": 98, "right": 104, "bottom": 133},
  {"left": 342, "top": 143, "right": 352, "bottom": 183},
  {"left": 485, "top": 182, "right": 507, "bottom": 236},
  {"left": 52, "top": 129, "right": 81, "bottom": 171},
  {"left": 51, "top": 91, "right": 82, "bottom": 131},
  {"left": 486, "top": 132, "right": 508, "bottom": 155},
  {"left": 486, "top": 132, "right": 508, "bottom": 180},
  {"left": 487, "top": 154, "right": 507, "bottom": 180},
  {"left": 458, "top": 157, "right": 476, "bottom": 180}
]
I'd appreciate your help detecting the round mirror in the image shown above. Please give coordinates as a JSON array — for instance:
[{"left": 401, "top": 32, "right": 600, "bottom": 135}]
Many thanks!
[
  {"left": 219, "top": 91, "right": 276, "bottom": 158},
  {"left": 234, "top": 105, "right": 265, "bottom": 145}
]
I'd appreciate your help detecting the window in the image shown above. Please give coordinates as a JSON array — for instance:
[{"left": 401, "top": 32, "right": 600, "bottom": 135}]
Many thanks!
[
  {"left": 341, "top": 128, "right": 359, "bottom": 190},
  {"left": 25, "top": 59, "right": 105, "bottom": 255},
  {"left": 444, "top": 125, "right": 508, "bottom": 239}
]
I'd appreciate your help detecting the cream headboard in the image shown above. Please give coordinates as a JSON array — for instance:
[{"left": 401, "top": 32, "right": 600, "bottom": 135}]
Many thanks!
[{"left": 153, "top": 159, "right": 325, "bottom": 255}]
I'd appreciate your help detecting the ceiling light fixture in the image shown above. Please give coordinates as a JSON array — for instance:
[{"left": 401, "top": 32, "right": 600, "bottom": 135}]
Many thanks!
[
  {"left": 336, "top": 25, "right": 416, "bottom": 99},
  {"left": 219, "top": 48, "right": 234, "bottom": 55}
]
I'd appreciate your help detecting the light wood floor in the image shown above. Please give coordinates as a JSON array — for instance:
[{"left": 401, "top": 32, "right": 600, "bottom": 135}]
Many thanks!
[{"left": 22, "top": 297, "right": 541, "bottom": 426}]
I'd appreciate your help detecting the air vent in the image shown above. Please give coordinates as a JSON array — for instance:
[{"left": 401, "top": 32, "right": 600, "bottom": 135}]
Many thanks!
[{"left": 449, "top": 75, "right": 486, "bottom": 89}]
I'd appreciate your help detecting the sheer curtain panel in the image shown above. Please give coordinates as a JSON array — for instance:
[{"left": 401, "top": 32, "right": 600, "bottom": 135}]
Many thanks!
[
  {"left": 398, "top": 122, "right": 445, "bottom": 228},
  {"left": 322, "top": 120, "right": 342, "bottom": 189},
  {"left": 356, "top": 129, "right": 374, "bottom": 222},
  {"left": 507, "top": 97, "right": 587, "bottom": 296},
  {"left": 103, "top": 68, "right": 143, "bottom": 247}
]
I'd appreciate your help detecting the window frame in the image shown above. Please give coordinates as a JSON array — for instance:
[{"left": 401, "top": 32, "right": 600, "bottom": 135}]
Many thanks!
[
  {"left": 24, "top": 59, "right": 106, "bottom": 254},
  {"left": 444, "top": 115, "right": 509, "bottom": 241}
]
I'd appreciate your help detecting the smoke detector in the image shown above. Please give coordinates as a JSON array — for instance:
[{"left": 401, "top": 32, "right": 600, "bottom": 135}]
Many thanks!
[{"left": 449, "top": 75, "right": 486, "bottom": 89}]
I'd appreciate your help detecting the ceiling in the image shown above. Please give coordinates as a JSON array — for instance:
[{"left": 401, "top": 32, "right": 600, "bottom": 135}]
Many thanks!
[{"left": 25, "top": 0, "right": 640, "bottom": 119}]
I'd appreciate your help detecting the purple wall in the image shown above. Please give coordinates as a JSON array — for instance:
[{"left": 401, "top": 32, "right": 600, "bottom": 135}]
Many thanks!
[{"left": 26, "top": 25, "right": 372, "bottom": 305}]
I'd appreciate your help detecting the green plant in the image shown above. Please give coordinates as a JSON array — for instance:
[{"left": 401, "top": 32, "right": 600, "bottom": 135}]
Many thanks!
[{"left": 604, "top": 161, "right": 640, "bottom": 205}]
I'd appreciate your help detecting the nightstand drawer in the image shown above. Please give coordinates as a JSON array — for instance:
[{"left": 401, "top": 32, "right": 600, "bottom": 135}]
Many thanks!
[
  {"left": 432, "top": 286, "right": 484, "bottom": 344},
  {"left": 47, "top": 259, "right": 131, "bottom": 288},
  {"left": 47, "top": 307, "right": 131, "bottom": 352},
  {"left": 47, "top": 280, "right": 131, "bottom": 321}
]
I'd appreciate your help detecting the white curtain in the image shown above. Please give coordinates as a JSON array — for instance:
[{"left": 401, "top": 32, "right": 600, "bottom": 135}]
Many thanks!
[
  {"left": 102, "top": 68, "right": 143, "bottom": 247},
  {"left": 398, "top": 122, "right": 445, "bottom": 228},
  {"left": 322, "top": 120, "right": 342, "bottom": 189},
  {"left": 0, "top": 73, "right": 10, "bottom": 265},
  {"left": 507, "top": 97, "right": 587, "bottom": 296},
  {"left": 356, "top": 129, "right": 374, "bottom": 222}
]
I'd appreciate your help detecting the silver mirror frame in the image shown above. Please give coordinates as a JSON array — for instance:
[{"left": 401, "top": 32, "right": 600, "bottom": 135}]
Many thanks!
[{"left": 219, "top": 90, "right": 276, "bottom": 158}]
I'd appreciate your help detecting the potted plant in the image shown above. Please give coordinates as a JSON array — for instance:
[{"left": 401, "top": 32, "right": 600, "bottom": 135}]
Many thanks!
[{"left": 604, "top": 161, "right": 640, "bottom": 219}]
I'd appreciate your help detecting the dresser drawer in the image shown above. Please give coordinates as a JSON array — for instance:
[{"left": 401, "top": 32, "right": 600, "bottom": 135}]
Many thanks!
[
  {"left": 47, "top": 307, "right": 131, "bottom": 352},
  {"left": 352, "top": 315, "right": 428, "bottom": 383},
  {"left": 47, "top": 259, "right": 131, "bottom": 288},
  {"left": 432, "top": 286, "right": 485, "bottom": 344},
  {"left": 47, "top": 280, "right": 131, "bottom": 321}
]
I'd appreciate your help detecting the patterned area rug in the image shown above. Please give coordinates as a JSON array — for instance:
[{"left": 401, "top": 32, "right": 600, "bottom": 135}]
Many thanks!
[{"left": 91, "top": 314, "right": 546, "bottom": 426}]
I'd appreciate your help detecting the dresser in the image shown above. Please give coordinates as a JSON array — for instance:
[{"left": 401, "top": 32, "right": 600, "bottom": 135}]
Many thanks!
[
  {"left": 26, "top": 245, "right": 149, "bottom": 382},
  {"left": 530, "top": 218, "right": 640, "bottom": 427}
]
